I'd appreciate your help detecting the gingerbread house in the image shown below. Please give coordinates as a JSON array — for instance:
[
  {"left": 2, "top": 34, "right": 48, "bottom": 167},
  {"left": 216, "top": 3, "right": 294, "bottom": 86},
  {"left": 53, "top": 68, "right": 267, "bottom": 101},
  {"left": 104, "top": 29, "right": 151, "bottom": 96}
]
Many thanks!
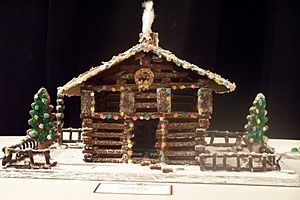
[
  {"left": 57, "top": 30, "right": 235, "bottom": 165},
  {"left": 57, "top": 2, "right": 235, "bottom": 164}
]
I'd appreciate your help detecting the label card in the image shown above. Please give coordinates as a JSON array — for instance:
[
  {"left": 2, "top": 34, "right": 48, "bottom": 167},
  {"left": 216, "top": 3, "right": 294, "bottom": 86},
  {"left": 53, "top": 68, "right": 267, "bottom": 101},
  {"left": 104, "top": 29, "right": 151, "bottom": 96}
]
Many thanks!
[{"left": 94, "top": 182, "right": 173, "bottom": 195}]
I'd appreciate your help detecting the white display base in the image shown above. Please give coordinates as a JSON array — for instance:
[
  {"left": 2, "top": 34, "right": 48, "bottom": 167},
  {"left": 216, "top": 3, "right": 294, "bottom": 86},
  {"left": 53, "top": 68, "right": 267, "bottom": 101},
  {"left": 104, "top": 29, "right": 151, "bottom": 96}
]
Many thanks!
[{"left": 0, "top": 146, "right": 299, "bottom": 187}]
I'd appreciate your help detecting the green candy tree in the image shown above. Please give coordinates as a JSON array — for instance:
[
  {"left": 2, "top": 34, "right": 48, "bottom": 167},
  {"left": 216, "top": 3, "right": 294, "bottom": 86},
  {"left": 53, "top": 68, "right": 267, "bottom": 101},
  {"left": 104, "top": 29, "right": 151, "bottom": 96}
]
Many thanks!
[
  {"left": 244, "top": 93, "right": 269, "bottom": 151},
  {"left": 27, "top": 88, "right": 56, "bottom": 146}
]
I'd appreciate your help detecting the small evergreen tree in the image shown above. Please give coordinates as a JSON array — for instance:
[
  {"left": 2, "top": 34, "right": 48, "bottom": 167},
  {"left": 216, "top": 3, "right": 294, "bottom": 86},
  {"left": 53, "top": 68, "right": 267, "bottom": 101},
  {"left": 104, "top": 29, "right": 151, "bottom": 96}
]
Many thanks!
[
  {"left": 244, "top": 93, "right": 268, "bottom": 147},
  {"left": 27, "top": 88, "right": 56, "bottom": 144}
]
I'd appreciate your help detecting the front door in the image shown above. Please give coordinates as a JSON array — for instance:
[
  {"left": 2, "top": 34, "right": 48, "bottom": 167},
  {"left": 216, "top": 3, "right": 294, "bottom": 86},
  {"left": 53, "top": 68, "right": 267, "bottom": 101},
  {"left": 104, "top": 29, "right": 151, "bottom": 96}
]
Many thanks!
[{"left": 132, "top": 119, "right": 159, "bottom": 161}]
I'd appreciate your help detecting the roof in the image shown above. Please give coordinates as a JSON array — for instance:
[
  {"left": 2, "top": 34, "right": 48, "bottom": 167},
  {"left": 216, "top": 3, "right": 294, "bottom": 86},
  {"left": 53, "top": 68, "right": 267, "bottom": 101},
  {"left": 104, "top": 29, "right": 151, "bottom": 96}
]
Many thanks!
[{"left": 58, "top": 33, "right": 236, "bottom": 96}]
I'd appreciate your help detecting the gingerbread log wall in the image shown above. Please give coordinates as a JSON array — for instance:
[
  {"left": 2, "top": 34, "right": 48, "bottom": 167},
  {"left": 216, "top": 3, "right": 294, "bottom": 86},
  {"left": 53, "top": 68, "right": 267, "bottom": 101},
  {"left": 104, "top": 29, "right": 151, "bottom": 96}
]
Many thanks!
[
  {"left": 156, "top": 88, "right": 212, "bottom": 165},
  {"left": 81, "top": 90, "right": 125, "bottom": 163},
  {"left": 80, "top": 53, "right": 213, "bottom": 164},
  {"left": 83, "top": 117, "right": 125, "bottom": 162}
]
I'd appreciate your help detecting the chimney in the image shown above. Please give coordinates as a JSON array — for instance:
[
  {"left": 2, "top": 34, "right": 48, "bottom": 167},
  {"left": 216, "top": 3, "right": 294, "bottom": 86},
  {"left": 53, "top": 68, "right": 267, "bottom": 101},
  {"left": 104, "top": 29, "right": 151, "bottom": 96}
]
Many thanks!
[
  {"left": 139, "top": 32, "right": 159, "bottom": 46},
  {"left": 139, "top": 1, "right": 159, "bottom": 46}
]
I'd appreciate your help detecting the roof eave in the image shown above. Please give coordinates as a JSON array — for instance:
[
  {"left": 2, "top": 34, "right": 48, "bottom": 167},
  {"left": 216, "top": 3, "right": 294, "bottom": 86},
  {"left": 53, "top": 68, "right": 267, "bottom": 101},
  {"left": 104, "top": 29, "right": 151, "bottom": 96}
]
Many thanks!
[{"left": 58, "top": 41, "right": 236, "bottom": 96}]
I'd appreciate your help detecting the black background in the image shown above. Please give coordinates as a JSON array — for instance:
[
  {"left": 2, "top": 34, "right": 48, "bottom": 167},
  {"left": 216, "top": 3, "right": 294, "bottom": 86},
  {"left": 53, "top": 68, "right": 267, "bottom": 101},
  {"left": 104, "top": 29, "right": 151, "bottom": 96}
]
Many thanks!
[{"left": 0, "top": 0, "right": 299, "bottom": 139}]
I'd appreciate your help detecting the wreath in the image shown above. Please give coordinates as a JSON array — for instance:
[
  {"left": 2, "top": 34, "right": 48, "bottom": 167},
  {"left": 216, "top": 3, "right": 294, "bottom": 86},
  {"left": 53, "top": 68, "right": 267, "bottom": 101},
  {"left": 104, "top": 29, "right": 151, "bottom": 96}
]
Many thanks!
[{"left": 134, "top": 68, "right": 154, "bottom": 91}]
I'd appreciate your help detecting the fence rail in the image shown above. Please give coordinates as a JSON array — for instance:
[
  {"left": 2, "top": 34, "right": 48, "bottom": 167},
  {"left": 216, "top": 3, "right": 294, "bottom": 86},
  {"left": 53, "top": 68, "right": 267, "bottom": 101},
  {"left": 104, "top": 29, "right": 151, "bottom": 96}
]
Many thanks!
[
  {"left": 61, "top": 127, "right": 92, "bottom": 143},
  {"left": 202, "top": 130, "right": 245, "bottom": 147},
  {"left": 195, "top": 152, "right": 279, "bottom": 172},
  {"left": 195, "top": 130, "right": 280, "bottom": 171}
]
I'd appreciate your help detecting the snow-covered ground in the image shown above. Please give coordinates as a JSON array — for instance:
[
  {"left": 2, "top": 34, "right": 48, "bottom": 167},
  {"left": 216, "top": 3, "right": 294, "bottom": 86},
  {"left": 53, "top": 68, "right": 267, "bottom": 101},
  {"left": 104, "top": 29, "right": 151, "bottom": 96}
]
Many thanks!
[{"left": 1, "top": 143, "right": 299, "bottom": 187}]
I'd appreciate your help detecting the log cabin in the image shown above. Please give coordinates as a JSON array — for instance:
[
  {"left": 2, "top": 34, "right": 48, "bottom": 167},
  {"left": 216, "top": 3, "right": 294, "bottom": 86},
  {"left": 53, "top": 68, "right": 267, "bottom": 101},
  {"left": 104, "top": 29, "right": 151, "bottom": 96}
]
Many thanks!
[{"left": 57, "top": 31, "right": 236, "bottom": 165}]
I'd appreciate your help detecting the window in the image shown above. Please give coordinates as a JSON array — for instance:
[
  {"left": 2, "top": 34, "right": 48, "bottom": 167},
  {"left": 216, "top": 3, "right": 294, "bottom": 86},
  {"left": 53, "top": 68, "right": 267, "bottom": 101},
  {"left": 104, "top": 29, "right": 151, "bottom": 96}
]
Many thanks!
[
  {"left": 171, "top": 89, "right": 197, "bottom": 112},
  {"left": 94, "top": 91, "right": 120, "bottom": 112}
]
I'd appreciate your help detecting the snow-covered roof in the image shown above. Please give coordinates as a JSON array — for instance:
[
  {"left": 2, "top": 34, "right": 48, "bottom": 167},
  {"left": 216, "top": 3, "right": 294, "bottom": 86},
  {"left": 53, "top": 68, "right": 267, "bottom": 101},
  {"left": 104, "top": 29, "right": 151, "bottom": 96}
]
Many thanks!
[{"left": 58, "top": 33, "right": 236, "bottom": 97}]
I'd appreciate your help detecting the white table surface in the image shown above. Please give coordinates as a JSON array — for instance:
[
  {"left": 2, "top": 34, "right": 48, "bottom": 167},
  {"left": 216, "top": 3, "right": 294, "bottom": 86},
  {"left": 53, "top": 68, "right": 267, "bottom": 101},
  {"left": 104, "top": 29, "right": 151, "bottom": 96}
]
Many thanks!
[{"left": 1, "top": 136, "right": 300, "bottom": 200}]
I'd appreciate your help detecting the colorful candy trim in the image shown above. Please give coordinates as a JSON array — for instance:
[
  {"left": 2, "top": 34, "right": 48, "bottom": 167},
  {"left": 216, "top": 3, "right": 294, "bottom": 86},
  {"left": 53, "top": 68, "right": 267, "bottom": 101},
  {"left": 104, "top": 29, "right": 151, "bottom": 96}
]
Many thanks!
[{"left": 58, "top": 32, "right": 236, "bottom": 96}]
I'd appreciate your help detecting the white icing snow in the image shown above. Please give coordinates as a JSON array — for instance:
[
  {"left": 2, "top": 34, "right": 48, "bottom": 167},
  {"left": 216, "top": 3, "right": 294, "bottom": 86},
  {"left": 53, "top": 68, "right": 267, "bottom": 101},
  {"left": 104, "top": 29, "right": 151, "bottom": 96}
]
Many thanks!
[{"left": 0, "top": 145, "right": 299, "bottom": 187}]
